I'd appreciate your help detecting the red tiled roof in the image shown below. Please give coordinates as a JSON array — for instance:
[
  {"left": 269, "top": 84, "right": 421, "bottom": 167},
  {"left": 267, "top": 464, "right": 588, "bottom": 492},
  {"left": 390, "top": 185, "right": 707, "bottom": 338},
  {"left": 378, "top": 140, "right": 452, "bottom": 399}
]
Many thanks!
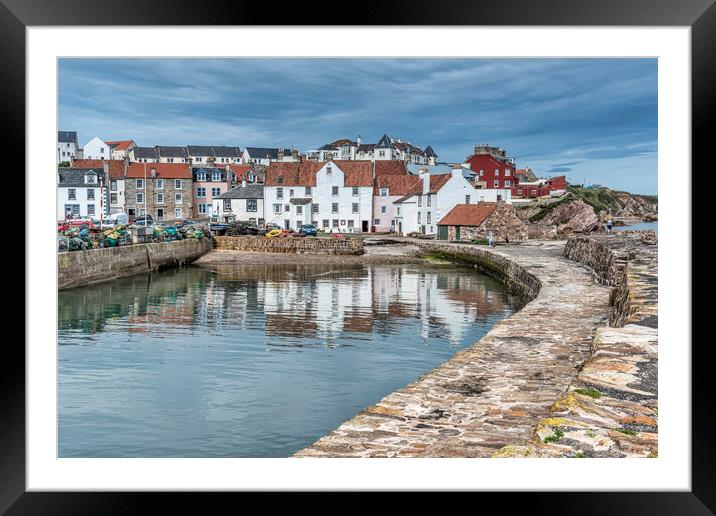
[
  {"left": 333, "top": 160, "right": 372, "bottom": 187},
  {"left": 438, "top": 203, "right": 498, "bottom": 226},
  {"left": 69, "top": 159, "right": 127, "bottom": 178},
  {"left": 265, "top": 161, "right": 323, "bottom": 187},
  {"left": 374, "top": 161, "right": 408, "bottom": 176},
  {"left": 429, "top": 173, "right": 452, "bottom": 193},
  {"left": 222, "top": 164, "right": 254, "bottom": 181},
  {"left": 373, "top": 174, "right": 422, "bottom": 196},
  {"left": 105, "top": 140, "right": 134, "bottom": 150},
  {"left": 126, "top": 162, "right": 192, "bottom": 179}
]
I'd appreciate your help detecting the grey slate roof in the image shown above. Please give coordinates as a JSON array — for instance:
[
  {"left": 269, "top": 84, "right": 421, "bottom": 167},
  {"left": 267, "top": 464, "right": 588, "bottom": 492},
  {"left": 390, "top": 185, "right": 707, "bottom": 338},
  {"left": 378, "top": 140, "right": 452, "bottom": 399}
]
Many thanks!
[
  {"left": 186, "top": 145, "right": 242, "bottom": 157},
  {"left": 212, "top": 145, "right": 242, "bottom": 157},
  {"left": 245, "top": 147, "right": 287, "bottom": 160},
  {"left": 192, "top": 167, "right": 227, "bottom": 181},
  {"left": 57, "top": 168, "right": 105, "bottom": 187},
  {"left": 157, "top": 146, "right": 188, "bottom": 158},
  {"left": 375, "top": 134, "right": 394, "bottom": 149},
  {"left": 132, "top": 146, "right": 159, "bottom": 159},
  {"left": 186, "top": 145, "right": 214, "bottom": 156},
  {"left": 289, "top": 197, "right": 312, "bottom": 205},
  {"left": 215, "top": 184, "right": 264, "bottom": 199},
  {"left": 58, "top": 131, "right": 77, "bottom": 144},
  {"left": 424, "top": 145, "right": 437, "bottom": 157}
]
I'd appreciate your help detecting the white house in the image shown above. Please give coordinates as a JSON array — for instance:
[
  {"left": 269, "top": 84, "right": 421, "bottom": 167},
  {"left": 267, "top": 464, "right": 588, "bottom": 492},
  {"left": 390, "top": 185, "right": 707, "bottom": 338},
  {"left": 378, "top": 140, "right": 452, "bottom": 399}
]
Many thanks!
[
  {"left": 57, "top": 131, "right": 79, "bottom": 164},
  {"left": 264, "top": 160, "right": 373, "bottom": 232},
  {"left": 307, "top": 134, "right": 437, "bottom": 165},
  {"left": 242, "top": 147, "right": 299, "bottom": 166},
  {"left": 211, "top": 181, "right": 265, "bottom": 225},
  {"left": 57, "top": 167, "right": 108, "bottom": 220},
  {"left": 82, "top": 137, "right": 111, "bottom": 160},
  {"left": 106, "top": 140, "right": 136, "bottom": 160},
  {"left": 393, "top": 166, "right": 511, "bottom": 236}
]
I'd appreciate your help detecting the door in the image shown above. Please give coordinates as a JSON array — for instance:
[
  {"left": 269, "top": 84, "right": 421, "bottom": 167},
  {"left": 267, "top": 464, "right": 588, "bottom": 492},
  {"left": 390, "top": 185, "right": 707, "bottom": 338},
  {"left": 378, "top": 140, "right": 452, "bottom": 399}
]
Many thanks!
[
  {"left": 398, "top": 222, "right": 402, "bottom": 234},
  {"left": 438, "top": 225, "right": 448, "bottom": 240},
  {"left": 362, "top": 220, "right": 369, "bottom": 232},
  {"left": 455, "top": 226, "right": 461, "bottom": 241}
]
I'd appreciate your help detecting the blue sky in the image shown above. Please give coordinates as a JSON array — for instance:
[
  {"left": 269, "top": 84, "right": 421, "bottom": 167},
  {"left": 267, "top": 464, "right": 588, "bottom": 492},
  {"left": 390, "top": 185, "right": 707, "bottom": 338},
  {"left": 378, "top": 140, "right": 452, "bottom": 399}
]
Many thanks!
[{"left": 59, "top": 58, "right": 657, "bottom": 194}]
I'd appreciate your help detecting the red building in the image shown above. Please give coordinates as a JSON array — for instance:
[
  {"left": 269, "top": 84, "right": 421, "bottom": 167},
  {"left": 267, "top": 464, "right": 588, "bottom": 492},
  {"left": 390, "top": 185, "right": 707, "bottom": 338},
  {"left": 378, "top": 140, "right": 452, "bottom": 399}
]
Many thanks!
[
  {"left": 464, "top": 145, "right": 516, "bottom": 189},
  {"left": 511, "top": 175, "right": 567, "bottom": 198}
]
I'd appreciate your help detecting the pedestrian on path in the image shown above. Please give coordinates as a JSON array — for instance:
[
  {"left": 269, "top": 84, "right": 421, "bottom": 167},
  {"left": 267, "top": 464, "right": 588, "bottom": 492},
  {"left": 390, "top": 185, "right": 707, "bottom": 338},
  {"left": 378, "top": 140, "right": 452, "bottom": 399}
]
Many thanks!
[
  {"left": 606, "top": 218, "right": 613, "bottom": 234},
  {"left": 488, "top": 231, "right": 494, "bottom": 247},
  {"left": 505, "top": 235, "right": 510, "bottom": 246}
]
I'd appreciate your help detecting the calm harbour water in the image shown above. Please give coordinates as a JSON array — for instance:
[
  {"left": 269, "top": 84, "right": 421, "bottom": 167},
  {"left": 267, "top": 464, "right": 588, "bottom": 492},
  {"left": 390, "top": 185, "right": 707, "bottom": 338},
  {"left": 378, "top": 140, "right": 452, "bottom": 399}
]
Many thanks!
[
  {"left": 59, "top": 264, "right": 523, "bottom": 457},
  {"left": 613, "top": 221, "right": 658, "bottom": 235}
]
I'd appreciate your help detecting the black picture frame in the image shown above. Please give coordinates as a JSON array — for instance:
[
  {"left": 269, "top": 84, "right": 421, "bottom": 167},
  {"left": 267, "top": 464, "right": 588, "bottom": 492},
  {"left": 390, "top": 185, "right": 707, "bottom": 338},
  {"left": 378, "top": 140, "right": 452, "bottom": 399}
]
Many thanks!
[{"left": 3, "top": 0, "right": 708, "bottom": 513}]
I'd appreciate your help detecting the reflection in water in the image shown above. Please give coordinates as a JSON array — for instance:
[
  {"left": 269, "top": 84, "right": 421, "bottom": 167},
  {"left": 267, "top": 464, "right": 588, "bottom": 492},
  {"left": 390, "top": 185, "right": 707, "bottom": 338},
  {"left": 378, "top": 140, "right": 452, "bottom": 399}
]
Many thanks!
[{"left": 59, "top": 264, "right": 524, "bottom": 457}]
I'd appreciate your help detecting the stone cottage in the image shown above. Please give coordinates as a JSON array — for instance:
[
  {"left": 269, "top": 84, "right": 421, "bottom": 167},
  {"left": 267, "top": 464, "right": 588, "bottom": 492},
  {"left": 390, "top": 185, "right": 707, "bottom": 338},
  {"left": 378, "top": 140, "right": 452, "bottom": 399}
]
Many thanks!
[{"left": 437, "top": 201, "right": 528, "bottom": 242}]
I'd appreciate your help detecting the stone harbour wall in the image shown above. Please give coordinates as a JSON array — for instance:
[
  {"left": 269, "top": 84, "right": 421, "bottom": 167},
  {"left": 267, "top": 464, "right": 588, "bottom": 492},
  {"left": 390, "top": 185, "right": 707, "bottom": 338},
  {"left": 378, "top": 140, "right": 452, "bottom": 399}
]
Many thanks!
[
  {"left": 495, "top": 231, "right": 658, "bottom": 458},
  {"left": 58, "top": 238, "right": 213, "bottom": 290},
  {"left": 295, "top": 240, "right": 612, "bottom": 458},
  {"left": 213, "top": 235, "right": 364, "bottom": 255}
]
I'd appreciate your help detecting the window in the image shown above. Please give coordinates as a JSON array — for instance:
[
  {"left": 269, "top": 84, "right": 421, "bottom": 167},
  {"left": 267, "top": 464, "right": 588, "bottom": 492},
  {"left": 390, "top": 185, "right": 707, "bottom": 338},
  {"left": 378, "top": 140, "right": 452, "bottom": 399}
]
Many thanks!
[
  {"left": 397, "top": 207, "right": 401, "bottom": 215},
  {"left": 322, "top": 219, "right": 329, "bottom": 228},
  {"left": 285, "top": 204, "right": 290, "bottom": 212},
  {"left": 332, "top": 186, "right": 339, "bottom": 196},
  {"left": 85, "top": 174, "right": 96, "bottom": 184},
  {"left": 374, "top": 219, "right": 380, "bottom": 225},
  {"left": 224, "top": 200, "right": 232, "bottom": 212},
  {"left": 379, "top": 150, "right": 385, "bottom": 157},
  {"left": 505, "top": 169, "right": 511, "bottom": 177},
  {"left": 212, "top": 187, "right": 221, "bottom": 197},
  {"left": 156, "top": 208, "right": 164, "bottom": 220},
  {"left": 494, "top": 180, "right": 500, "bottom": 188},
  {"left": 296, "top": 205, "right": 303, "bottom": 215},
  {"left": 427, "top": 195, "right": 431, "bottom": 207},
  {"left": 198, "top": 204, "right": 208, "bottom": 214},
  {"left": 352, "top": 203, "right": 358, "bottom": 214},
  {"left": 427, "top": 212, "right": 431, "bottom": 224},
  {"left": 212, "top": 171, "right": 221, "bottom": 181},
  {"left": 156, "top": 193, "right": 164, "bottom": 204},
  {"left": 326, "top": 166, "right": 332, "bottom": 174},
  {"left": 156, "top": 179, "right": 164, "bottom": 189},
  {"left": 246, "top": 199, "right": 257, "bottom": 212},
  {"left": 305, "top": 186, "right": 311, "bottom": 195},
  {"left": 348, "top": 220, "right": 354, "bottom": 229},
  {"left": 87, "top": 189, "right": 95, "bottom": 200},
  {"left": 417, "top": 195, "right": 422, "bottom": 207},
  {"left": 197, "top": 187, "right": 206, "bottom": 197},
  {"left": 277, "top": 187, "right": 283, "bottom": 199},
  {"left": 518, "top": 189, "right": 523, "bottom": 195},
  {"left": 332, "top": 219, "right": 339, "bottom": 228},
  {"left": 64, "top": 204, "right": 80, "bottom": 216},
  {"left": 175, "top": 208, "right": 182, "bottom": 218},
  {"left": 137, "top": 193, "right": 144, "bottom": 204},
  {"left": 274, "top": 204, "right": 282, "bottom": 214},
  {"left": 167, "top": 158, "right": 174, "bottom": 163},
  {"left": 352, "top": 187, "right": 359, "bottom": 196},
  {"left": 380, "top": 188, "right": 388, "bottom": 197},
  {"left": 505, "top": 180, "right": 511, "bottom": 187},
  {"left": 312, "top": 204, "right": 319, "bottom": 213},
  {"left": 87, "top": 204, "right": 95, "bottom": 216},
  {"left": 480, "top": 169, "right": 484, "bottom": 176},
  {"left": 332, "top": 203, "right": 339, "bottom": 213},
  {"left": 418, "top": 212, "right": 422, "bottom": 223},
  {"left": 110, "top": 193, "right": 118, "bottom": 204},
  {"left": 277, "top": 175, "right": 284, "bottom": 184},
  {"left": 136, "top": 179, "right": 144, "bottom": 188},
  {"left": 139, "top": 208, "right": 146, "bottom": 216},
  {"left": 289, "top": 189, "right": 294, "bottom": 197},
  {"left": 196, "top": 171, "right": 206, "bottom": 181},
  {"left": 531, "top": 189, "right": 537, "bottom": 195},
  {"left": 381, "top": 206, "right": 386, "bottom": 214},
  {"left": 175, "top": 179, "right": 182, "bottom": 189},
  {"left": 495, "top": 169, "right": 499, "bottom": 175},
  {"left": 110, "top": 180, "right": 117, "bottom": 191},
  {"left": 465, "top": 195, "right": 471, "bottom": 204},
  {"left": 175, "top": 193, "right": 182, "bottom": 203}
]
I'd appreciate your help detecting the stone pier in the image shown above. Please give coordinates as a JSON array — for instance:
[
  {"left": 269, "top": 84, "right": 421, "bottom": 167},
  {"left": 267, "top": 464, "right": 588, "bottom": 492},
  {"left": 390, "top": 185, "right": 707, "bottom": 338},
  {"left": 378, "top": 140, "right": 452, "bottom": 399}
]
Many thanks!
[{"left": 295, "top": 240, "right": 614, "bottom": 457}]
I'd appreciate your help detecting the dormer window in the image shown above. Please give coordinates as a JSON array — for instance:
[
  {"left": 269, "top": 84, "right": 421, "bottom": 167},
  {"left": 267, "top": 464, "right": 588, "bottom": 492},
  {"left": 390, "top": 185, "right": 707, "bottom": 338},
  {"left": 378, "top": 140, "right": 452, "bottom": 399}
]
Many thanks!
[
  {"left": 247, "top": 171, "right": 255, "bottom": 182},
  {"left": 277, "top": 176, "right": 284, "bottom": 184},
  {"left": 212, "top": 171, "right": 221, "bottom": 181},
  {"left": 326, "top": 166, "right": 332, "bottom": 174},
  {"left": 380, "top": 188, "right": 388, "bottom": 197},
  {"left": 84, "top": 174, "right": 97, "bottom": 184},
  {"left": 196, "top": 171, "right": 206, "bottom": 181}
]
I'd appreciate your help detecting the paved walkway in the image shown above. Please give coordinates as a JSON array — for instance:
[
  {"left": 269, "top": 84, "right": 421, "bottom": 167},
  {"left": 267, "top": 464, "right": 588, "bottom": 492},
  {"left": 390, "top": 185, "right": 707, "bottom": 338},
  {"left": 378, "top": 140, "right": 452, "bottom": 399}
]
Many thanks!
[{"left": 295, "top": 240, "right": 611, "bottom": 457}]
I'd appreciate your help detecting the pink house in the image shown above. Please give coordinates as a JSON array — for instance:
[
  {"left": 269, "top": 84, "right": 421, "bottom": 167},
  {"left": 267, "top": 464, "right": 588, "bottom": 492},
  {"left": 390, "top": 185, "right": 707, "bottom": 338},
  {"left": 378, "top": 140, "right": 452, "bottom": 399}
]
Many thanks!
[{"left": 372, "top": 174, "right": 422, "bottom": 232}]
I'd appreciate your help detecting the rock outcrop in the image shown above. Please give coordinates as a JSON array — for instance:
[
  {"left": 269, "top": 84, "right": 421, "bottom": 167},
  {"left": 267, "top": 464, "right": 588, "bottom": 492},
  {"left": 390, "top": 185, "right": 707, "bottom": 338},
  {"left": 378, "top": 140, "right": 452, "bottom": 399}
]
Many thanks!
[{"left": 536, "top": 199, "right": 601, "bottom": 234}]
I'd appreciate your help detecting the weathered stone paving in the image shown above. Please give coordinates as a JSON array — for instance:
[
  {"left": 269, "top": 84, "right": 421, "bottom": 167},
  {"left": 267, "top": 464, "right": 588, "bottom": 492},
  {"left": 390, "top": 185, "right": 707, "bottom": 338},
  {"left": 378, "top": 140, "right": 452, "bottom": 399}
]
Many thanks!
[
  {"left": 495, "top": 231, "right": 658, "bottom": 458},
  {"left": 294, "top": 240, "right": 613, "bottom": 457}
]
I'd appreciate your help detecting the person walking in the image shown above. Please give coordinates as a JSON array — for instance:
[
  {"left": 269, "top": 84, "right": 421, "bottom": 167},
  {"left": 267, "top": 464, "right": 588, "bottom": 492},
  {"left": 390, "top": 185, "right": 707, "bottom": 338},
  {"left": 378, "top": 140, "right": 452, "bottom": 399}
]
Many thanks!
[
  {"left": 488, "top": 231, "right": 494, "bottom": 248},
  {"left": 606, "top": 218, "right": 613, "bottom": 234},
  {"left": 505, "top": 235, "right": 510, "bottom": 246}
]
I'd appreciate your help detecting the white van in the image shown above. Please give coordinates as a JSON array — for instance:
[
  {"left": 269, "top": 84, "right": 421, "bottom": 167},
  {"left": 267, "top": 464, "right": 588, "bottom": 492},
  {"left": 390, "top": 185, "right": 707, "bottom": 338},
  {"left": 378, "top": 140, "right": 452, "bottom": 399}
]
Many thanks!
[{"left": 104, "top": 212, "right": 129, "bottom": 227}]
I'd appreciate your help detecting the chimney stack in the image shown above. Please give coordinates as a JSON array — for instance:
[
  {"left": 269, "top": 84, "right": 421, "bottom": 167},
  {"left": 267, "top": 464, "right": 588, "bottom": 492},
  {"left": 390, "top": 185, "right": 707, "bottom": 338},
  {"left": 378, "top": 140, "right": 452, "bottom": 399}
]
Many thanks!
[{"left": 278, "top": 148, "right": 285, "bottom": 160}]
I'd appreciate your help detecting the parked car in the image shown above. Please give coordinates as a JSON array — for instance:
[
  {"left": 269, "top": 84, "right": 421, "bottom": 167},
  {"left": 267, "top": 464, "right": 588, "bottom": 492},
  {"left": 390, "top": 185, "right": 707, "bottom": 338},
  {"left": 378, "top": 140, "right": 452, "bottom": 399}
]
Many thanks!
[
  {"left": 133, "top": 214, "right": 154, "bottom": 226},
  {"left": 175, "top": 218, "right": 197, "bottom": 228},
  {"left": 299, "top": 224, "right": 317, "bottom": 237},
  {"left": 66, "top": 218, "right": 99, "bottom": 229},
  {"left": 102, "top": 212, "right": 129, "bottom": 228}
]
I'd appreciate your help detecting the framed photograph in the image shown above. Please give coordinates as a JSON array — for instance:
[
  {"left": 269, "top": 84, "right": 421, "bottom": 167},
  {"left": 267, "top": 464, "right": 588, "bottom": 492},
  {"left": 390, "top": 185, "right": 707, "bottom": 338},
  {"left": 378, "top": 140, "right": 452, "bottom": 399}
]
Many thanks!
[{"left": 4, "top": 0, "right": 710, "bottom": 512}]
